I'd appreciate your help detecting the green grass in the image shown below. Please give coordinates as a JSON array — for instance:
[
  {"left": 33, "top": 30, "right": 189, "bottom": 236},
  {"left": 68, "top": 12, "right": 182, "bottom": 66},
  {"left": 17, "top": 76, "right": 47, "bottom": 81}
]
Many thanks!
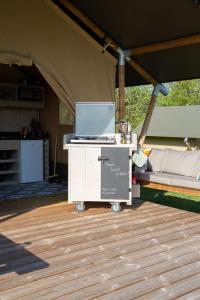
[{"left": 141, "top": 187, "right": 200, "bottom": 213}]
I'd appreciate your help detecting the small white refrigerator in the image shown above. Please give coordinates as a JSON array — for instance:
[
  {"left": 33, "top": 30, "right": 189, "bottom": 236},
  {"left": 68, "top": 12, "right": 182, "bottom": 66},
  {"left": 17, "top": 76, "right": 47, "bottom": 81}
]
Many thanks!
[{"left": 20, "top": 140, "right": 43, "bottom": 183}]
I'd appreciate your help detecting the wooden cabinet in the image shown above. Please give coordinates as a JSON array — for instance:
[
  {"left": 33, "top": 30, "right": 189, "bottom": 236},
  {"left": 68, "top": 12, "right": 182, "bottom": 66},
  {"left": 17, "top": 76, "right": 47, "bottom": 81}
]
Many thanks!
[
  {"left": 68, "top": 146, "right": 101, "bottom": 202},
  {"left": 68, "top": 145, "right": 132, "bottom": 206},
  {"left": 69, "top": 147, "right": 86, "bottom": 202},
  {"left": 85, "top": 147, "right": 101, "bottom": 202}
]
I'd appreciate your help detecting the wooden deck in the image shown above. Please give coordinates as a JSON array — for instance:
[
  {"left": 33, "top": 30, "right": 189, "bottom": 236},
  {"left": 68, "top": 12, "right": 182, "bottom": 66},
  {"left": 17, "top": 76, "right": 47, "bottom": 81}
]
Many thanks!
[{"left": 1, "top": 195, "right": 200, "bottom": 299}]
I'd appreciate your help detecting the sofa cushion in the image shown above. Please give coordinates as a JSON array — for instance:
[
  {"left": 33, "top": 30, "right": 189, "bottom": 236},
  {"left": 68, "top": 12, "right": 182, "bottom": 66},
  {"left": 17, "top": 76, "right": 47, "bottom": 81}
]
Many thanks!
[
  {"left": 162, "top": 149, "right": 200, "bottom": 178},
  {"left": 147, "top": 149, "right": 165, "bottom": 172},
  {"left": 136, "top": 171, "right": 200, "bottom": 190},
  {"left": 136, "top": 171, "right": 171, "bottom": 185}
]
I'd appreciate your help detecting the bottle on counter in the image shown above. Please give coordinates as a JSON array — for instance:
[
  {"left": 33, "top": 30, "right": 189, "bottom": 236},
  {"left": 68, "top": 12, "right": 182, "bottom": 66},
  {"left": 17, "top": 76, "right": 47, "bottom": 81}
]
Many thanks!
[
  {"left": 119, "top": 120, "right": 128, "bottom": 144},
  {"left": 126, "top": 123, "right": 132, "bottom": 144}
]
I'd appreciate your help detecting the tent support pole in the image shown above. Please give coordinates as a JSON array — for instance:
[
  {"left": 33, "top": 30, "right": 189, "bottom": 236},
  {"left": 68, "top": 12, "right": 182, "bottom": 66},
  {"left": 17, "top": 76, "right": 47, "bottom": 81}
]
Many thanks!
[
  {"left": 138, "top": 94, "right": 158, "bottom": 148},
  {"left": 118, "top": 49, "right": 126, "bottom": 120},
  {"left": 55, "top": 0, "right": 159, "bottom": 86},
  {"left": 125, "top": 34, "right": 200, "bottom": 56},
  {"left": 138, "top": 84, "right": 169, "bottom": 147}
]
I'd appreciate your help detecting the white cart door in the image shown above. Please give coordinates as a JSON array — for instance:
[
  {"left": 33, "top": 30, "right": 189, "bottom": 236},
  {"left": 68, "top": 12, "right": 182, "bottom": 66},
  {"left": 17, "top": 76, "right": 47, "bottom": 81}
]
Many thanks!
[
  {"left": 68, "top": 147, "right": 86, "bottom": 203},
  {"left": 20, "top": 140, "right": 43, "bottom": 183},
  {"left": 85, "top": 147, "right": 101, "bottom": 202}
]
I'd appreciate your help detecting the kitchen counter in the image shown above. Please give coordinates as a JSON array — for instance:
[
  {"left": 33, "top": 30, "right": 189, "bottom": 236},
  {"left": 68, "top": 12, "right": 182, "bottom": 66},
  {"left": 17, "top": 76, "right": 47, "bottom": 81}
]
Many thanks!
[
  {"left": 0, "top": 132, "right": 48, "bottom": 140},
  {"left": 0, "top": 137, "right": 45, "bottom": 140},
  {"left": 63, "top": 133, "right": 137, "bottom": 151}
]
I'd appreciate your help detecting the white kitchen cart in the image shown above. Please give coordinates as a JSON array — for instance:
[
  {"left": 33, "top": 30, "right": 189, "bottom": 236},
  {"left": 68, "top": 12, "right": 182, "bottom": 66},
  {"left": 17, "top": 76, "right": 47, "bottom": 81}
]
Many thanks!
[{"left": 64, "top": 141, "right": 137, "bottom": 212}]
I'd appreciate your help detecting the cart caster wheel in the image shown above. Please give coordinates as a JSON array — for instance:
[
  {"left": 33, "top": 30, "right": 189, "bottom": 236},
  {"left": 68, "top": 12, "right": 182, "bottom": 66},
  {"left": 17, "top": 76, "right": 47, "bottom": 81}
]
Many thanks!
[
  {"left": 111, "top": 203, "right": 121, "bottom": 213},
  {"left": 76, "top": 202, "right": 85, "bottom": 212}
]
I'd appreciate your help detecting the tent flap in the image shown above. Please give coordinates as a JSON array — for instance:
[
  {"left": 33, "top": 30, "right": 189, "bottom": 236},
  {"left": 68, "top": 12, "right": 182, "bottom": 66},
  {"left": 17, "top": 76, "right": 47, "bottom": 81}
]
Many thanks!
[
  {"left": 36, "top": 63, "right": 75, "bottom": 115},
  {"left": 0, "top": 51, "right": 32, "bottom": 66},
  {"left": 0, "top": 0, "right": 116, "bottom": 104}
]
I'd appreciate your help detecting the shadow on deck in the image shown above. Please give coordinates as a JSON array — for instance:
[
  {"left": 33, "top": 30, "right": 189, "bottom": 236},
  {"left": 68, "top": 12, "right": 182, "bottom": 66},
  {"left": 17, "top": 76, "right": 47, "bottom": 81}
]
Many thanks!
[{"left": 0, "top": 234, "right": 49, "bottom": 275}]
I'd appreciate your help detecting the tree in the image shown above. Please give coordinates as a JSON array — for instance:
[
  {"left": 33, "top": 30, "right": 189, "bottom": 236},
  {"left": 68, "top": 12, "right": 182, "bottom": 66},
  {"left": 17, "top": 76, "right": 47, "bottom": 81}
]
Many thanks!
[
  {"left": 116, "top": 85, "right": 152, "bottom": 128},
  {"left": 157, "top": 79, "right": 200, "bottom": 106},
  {"left": 119, "top": 79, "right": 200, "bottom": 128}
]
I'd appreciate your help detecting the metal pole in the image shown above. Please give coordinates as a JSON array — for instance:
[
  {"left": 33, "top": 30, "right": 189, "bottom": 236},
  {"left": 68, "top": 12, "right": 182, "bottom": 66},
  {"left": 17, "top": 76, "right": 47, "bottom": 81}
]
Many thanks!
[{"left": 118, "top": 49, "right": 126, "bottom": 120}]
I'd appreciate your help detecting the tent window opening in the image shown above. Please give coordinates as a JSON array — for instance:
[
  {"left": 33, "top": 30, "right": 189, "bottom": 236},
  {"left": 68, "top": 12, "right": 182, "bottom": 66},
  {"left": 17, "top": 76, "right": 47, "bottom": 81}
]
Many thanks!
[{"left": 59, "top": 101, "right": 74, "bottom": 125}]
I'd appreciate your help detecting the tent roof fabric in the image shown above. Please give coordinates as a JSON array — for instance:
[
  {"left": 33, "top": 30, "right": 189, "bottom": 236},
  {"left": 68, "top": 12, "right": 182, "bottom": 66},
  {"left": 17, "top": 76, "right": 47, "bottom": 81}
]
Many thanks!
[
  {"left": 134, "top": 105, "right": 200, "bottom": 139},
  {"left": 68, "top": 0, "right": 200, "bottom": 86}
]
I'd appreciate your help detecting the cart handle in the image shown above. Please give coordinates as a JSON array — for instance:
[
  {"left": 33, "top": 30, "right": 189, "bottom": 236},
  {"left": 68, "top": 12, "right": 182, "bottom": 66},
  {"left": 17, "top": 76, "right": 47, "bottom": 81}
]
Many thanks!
[{"left": 98, "top": 156, "right": 109, "bottom": 161}]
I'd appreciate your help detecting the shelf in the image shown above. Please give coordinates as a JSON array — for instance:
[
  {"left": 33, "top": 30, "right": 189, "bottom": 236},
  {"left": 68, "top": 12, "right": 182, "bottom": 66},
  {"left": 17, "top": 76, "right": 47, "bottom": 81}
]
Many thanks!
[
  {"left": 0, "top": 169, "right": 18, "bottom": 175},
  {"left": 0, "top": 146, "right": 19, "bottom": 185},
  {"left": 0, "top": 180, "right": 18, "bottom": 186},
  {"left": 0, "top": 141, "right": 20, "bottom": 151},
  {"left": 0, "top": 159, "right": 18, "bottom": 163},
  {"left": 0, "top": 83, "right": 45, "bottom": 108},
  {"left": 0, "top": 99, "right": 45, "bottom": 109}
]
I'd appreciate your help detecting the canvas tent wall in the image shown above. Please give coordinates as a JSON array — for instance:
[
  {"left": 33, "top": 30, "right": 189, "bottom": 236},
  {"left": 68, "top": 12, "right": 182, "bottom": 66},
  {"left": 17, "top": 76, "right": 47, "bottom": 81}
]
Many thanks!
[
  {"left": 134, "top": 106, "right": 200, "bottom": 151},
  {"left": 0, "top": 0, "right": 116, "bottom": 113}
]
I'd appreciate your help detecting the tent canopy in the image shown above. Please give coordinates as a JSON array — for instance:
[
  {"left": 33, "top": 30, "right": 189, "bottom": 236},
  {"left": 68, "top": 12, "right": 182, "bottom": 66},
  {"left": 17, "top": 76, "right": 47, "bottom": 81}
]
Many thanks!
[
  {"left": 66, "top": 0, "right": 200, "bottom": 86},
  {"left": 1, "top": 0, "right": 200, "bottom": 109},
  {"left": 0, "top": 0, "right": 117, "bottom": 113}
]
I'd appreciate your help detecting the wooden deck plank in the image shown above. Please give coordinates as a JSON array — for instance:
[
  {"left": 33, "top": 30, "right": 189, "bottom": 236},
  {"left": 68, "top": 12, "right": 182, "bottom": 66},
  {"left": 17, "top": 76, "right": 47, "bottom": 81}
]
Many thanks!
[
  {"left": 0, "top": 210, "right": 191, "bottom": 254},
  {"left": 136, "top": 273, "right": 200, "bottom": 300},
  {"left": 1, "top": 212, "right": 200, "bottom": 264},
  {"left": 0, "top": 221, "right": 199, "bottom": 290},
  {"left": 1, "top": 213, "right": 198, "bottom": 260},
  {"left": 1, "top": 205, "right": 194, "bottom": 241},
  {"left": 0, "top": 203, "right": 170, "bottom": 232},
  {"left": 1, "top": 235, "right": 200, "bottom": 300},
  {"left": 1, "top": 211, "right": 198, "bottom": 270},
  {"left": 176, "top": 287, "right": 200, "bottom": 299},
  {"left": 1, "top": 218, "right": 200, "bottom": 285},
  {"left": 0, "top": 205, "right": 178, "bottom": 239},
  {"left": 0, "top": 209, "right": 189, "bottom": 255},
  {"left": 22, "top": 250, "right": 200, "bottom": 300},
  {"left": 0, "top": 235, "right": 199, "bottom": 294},
  {"left": 3, "top": 218, "right": 198, "bottom": 286},
  {"left": 0, "top": 201, "right": 173, "bottom": 229},
  {"left": 0, "top": 196, "right": 200, "bottom": 300}
]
